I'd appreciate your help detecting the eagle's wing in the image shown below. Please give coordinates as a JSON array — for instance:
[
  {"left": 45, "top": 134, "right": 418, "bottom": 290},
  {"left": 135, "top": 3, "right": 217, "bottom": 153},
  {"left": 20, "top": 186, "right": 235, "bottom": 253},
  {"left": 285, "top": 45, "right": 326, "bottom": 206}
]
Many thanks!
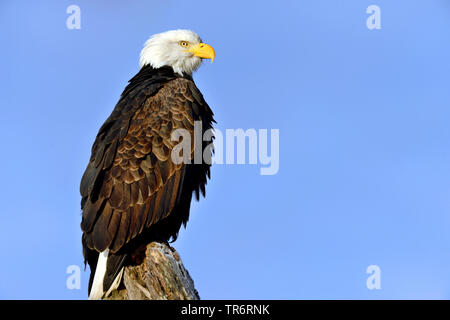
[{"left": 80, "top": 78, "right": 209, "bottom": 253}]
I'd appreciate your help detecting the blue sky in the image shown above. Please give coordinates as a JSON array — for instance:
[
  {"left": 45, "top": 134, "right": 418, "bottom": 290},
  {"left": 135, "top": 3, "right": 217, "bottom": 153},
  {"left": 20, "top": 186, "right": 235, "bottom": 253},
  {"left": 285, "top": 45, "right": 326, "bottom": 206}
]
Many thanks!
[{"left": 1, "top": 0, "right": 450, "bottom": 299}]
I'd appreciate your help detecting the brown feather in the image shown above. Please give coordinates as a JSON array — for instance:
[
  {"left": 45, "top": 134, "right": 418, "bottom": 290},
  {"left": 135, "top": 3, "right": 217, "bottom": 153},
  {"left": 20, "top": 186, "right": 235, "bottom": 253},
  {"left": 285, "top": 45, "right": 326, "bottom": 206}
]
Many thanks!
[
  {"left": 107, "top": 210, "right": 121, "bottom": 243},
  {"left": 128, "top": 205, "right": 141, "bottom": 240},
  {"left": 168, "top": 169, "right": 182, "bottom": 213},
  {"left": 98, "top": 178, "right": 113, "bottom": 199},
  {"left": 81, "top": 74, "right": 214, "bottom": 258},
  {"left": 117, "top": 183, "right": 131, "bottom": 211},
  {"left": 151, "top": 188, "right": 165, "bottom": 225},
  {"left": 81, "top": 198, "right": 105, "bottom": 232},
  {"left": 130, "top": 181, "right": 140, "bottom": 205},
  {"left": 92, "top": 203, "right": 114, "bottom": 251},
  {"left": 138, "top": 177, "right": 149, "bottom": 199},
  {"left": 109, "top": 182, "right": 123, "bottom": 208},
  {"left": 137, "top": 200, "right": 150, "bottom": 234},
  {"left": 110, "top": 210, "right": 130, "bottom": 253}
]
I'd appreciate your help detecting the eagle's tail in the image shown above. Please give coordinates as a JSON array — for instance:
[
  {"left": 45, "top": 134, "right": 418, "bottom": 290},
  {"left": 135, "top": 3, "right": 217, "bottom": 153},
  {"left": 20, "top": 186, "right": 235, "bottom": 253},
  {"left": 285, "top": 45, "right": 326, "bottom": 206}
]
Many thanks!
[{"left": 88, "top": 250, "right": 128, "bottom": 300}]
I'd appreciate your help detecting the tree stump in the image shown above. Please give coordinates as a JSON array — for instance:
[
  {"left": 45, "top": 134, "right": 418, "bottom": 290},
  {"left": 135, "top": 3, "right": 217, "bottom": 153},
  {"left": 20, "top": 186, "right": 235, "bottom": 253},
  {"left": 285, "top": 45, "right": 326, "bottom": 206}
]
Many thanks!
[{"left": 104, "top": 242, "right": 199, "bottom": 300}]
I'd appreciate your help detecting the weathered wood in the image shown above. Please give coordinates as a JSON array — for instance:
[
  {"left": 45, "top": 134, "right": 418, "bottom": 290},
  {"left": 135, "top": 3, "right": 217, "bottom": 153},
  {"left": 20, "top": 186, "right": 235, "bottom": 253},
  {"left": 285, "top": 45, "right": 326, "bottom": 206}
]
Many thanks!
[{"left": 104, "top": 242, "right": 199, "bottom": 300}]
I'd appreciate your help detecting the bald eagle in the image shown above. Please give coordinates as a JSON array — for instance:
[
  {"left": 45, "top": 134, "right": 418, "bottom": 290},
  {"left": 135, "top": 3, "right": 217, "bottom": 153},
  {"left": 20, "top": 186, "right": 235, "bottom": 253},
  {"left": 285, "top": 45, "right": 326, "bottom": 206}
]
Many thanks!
[{"left": 80, "top": 30, "right": 216, "bottom": 300}]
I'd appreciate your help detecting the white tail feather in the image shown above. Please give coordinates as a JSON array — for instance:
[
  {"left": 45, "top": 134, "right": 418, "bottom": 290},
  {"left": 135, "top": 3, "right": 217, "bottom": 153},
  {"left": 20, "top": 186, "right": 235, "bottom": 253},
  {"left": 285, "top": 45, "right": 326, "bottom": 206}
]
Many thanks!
[
  {"left": 104, "top": 267, "right": 124, "bottom": 298},
  {"left": 88, "top": 249, "right": 109, "bottom": 300}
]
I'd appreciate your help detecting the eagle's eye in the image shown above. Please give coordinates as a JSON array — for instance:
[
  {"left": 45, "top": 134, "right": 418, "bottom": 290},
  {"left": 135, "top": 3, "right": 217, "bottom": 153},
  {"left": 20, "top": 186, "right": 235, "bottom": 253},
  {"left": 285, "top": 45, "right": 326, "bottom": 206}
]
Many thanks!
[{"left": 179, "top": 41, "right": 189, "bottom": 47}]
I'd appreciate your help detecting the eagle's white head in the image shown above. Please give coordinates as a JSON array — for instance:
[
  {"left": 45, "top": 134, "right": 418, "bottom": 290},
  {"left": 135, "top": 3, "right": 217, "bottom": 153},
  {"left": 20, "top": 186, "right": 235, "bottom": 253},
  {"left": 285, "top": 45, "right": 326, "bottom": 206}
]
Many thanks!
[{"left": 139, "top": 29, "right": 215, "bottom": 76}]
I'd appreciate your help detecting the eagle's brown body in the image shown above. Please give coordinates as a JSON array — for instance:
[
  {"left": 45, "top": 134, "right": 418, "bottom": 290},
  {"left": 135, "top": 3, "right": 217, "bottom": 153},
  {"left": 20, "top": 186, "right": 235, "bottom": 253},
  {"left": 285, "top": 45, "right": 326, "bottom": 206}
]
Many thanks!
[{"left": 80, "top": 65, "right": 215, "bottom": 294}]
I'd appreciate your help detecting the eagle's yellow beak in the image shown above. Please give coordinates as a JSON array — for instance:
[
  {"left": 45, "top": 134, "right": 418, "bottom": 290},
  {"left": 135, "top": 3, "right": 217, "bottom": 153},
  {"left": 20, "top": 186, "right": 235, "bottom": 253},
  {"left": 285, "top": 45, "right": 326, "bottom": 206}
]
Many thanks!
[{"left": 188, "top": 43, "right": 215, "bottom": 62}]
